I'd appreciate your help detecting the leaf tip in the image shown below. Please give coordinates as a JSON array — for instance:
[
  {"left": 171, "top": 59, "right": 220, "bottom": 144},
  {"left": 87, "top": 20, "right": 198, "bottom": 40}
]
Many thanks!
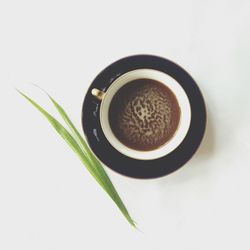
[{"left": 16, "top": 88, "right": 26, "bottom": 98}]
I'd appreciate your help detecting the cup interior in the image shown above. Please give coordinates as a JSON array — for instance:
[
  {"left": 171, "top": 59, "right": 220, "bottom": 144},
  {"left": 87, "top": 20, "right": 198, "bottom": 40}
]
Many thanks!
[{"left": 100, "top": 69, "right": 191, "bottom": 160}]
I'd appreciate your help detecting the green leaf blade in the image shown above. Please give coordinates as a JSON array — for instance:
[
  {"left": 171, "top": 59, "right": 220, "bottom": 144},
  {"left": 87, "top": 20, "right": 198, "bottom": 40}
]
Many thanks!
[{"left": 18, "top": 89, "right": 136, "bottom": 228}]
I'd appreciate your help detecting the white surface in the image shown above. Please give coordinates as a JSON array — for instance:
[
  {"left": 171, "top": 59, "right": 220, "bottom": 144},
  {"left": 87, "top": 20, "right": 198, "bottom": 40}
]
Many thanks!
[
  {"left": 0, "top": 0, "right": 249, "bottom": 249},
  {"left": 100, "top": 69, "right": 191, "bottom": 160}
]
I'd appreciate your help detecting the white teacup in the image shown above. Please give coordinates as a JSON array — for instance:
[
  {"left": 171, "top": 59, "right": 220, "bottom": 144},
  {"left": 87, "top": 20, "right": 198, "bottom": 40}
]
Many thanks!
[{"left": 91, "top": 69, "right": 191, "bottom": 160}]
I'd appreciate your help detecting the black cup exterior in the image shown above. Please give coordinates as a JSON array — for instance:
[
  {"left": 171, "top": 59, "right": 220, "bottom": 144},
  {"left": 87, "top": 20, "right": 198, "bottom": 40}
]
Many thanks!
[{"left": 82, "top": 55, "right": 206, "bottom": 179}]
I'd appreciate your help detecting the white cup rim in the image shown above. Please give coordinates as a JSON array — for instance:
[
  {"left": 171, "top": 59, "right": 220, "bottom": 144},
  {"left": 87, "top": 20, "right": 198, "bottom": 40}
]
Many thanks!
[{"left": 99, "top": 69, "right": 191, "bottom": 160}]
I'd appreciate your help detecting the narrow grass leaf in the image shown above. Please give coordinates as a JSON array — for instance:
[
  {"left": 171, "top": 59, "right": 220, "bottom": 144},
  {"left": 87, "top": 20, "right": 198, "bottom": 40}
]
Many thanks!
[{"left": 17, "top": 90, "right": 136, "bottom": 227}]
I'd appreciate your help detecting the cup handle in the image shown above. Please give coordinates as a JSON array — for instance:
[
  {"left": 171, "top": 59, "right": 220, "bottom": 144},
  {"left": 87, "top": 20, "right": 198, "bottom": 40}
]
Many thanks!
[{"left": 91, "top": 88, "right": 105, "bottom": 101}]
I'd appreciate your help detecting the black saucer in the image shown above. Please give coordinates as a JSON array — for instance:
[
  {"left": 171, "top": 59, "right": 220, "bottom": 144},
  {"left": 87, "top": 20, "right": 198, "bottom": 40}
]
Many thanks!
[{"left": 82, "top": 55, "right": 206, "bottom": 179}]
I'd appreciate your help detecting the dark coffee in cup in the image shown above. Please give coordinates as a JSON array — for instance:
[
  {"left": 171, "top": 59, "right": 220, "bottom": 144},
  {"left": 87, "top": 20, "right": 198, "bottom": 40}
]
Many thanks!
[{"left": 109, "top": 79, "right": 180, "bottom": 151}]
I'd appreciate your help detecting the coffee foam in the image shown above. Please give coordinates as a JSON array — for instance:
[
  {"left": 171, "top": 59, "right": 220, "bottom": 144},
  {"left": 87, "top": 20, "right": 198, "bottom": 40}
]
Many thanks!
[{"left": 109, "top": 79, "right": 180, "bottom": 151}]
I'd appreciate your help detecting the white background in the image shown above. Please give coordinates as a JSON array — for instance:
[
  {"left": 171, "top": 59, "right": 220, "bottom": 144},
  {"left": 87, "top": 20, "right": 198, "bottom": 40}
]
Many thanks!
[{"left": 0, "top": 0, "right": 249, "bottom": 249}]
